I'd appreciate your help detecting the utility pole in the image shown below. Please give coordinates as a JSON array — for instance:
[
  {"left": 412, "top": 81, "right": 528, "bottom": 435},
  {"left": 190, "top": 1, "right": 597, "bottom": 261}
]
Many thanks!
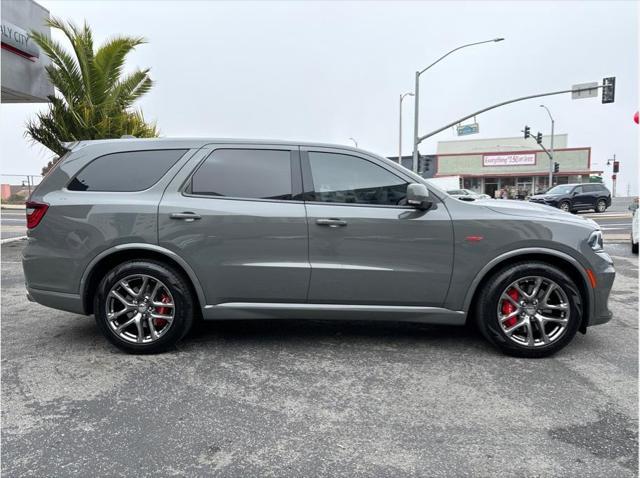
[
  {"left": 611, "top": 154, "right": 617, "bottom": 197},
  {"left": 398, "top": 92, "right": 414, "bottom": 168},
  {"left": 540, "top": 105, "right": 554, "bottom": 188},
  {"left": 411, "top": 38, "right": 504, "bottom": 173}
]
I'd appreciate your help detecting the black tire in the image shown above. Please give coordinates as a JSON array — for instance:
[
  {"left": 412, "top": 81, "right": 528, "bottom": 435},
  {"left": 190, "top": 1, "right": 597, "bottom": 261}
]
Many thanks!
[
  {"left": 94, "top": 260, "right": 195, "bottom": 354},
  {"left": 558, "top": 201, "right": 571, "bottom": 213},
  {"left": 595, "top": 199, "right": 607, "bottom": 213},
  {"left": 475, "top": 261, "right": 582, "bottom": 358},
  {"left": 632, "top": 240, "right": 639, "bottom": 254}
]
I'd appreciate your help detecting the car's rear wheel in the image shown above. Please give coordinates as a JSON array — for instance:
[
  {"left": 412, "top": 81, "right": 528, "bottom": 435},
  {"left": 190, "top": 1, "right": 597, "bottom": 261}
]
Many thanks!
[
  {"left": 596, "top": 199, "right": 607, "bottom": 213},
  {"left": 94, "top": 260, "right": 194, "bottom": 354},
  {"left": 476, "top": 262, "right": 581, "bottom": 358},
  {"left": 559, "top": 201, "right": 571, "bottom": 212},
  {"left": 632, "top": 238, "right": 639, "bottom": 254}
]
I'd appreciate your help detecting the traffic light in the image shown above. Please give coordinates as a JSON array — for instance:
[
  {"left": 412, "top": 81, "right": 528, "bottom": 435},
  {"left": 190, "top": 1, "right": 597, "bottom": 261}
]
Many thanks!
[
  {"left": 613, "top": 160, "right": 620, "bottom": 173},
  {"left": 523, "top": 126, "right": 530, "bottom": 139},
  {"left": 602, "top": 77, "right": 616, "bottom": 104},
  {"left": 536, "top": 132, "right": 543, "bottom": 144},
  {"left": 418, "top": 155, "right": 430, "bottom": 175},
  {"left": 554, "top": 162, "right": 559, "bottom": 173}
]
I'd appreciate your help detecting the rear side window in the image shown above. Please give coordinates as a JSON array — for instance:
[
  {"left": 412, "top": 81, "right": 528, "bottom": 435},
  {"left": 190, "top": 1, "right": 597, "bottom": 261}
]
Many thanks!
[
  {"left": 68, "top": 149, "right": 187, "bottom": 192},
  {"left": 189, "top": 149, "right": 292, "bottom": 200},
  {"left": 583, "top": 184, "right": 597, "bottom": 192}
]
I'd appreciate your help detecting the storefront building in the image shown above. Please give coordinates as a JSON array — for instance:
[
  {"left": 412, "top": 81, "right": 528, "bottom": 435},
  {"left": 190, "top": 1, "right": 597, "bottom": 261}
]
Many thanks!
[
  {"left": 433, "top": 135, "right": 601, "bottom": 198},
  {"left": 1, "top": 0, "right": 53, "bottom": 103}
]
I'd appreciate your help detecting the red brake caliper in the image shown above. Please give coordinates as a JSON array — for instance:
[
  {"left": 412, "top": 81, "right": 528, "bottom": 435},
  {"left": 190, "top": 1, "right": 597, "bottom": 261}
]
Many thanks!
[
  {"left": 154, "top": 294, "right": 170, "bottom": 328},
  {"left": 502, "top": 288, "right": 520, "bottom": 328}
]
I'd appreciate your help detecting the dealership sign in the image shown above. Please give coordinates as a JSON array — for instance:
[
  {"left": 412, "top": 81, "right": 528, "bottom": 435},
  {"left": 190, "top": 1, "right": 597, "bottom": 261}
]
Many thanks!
[
  {"left": 483, "top": 153, "right": 536, "bottom": 167},
  {"left": 1, "top": 21, "right": 40, "bottom": 61}
]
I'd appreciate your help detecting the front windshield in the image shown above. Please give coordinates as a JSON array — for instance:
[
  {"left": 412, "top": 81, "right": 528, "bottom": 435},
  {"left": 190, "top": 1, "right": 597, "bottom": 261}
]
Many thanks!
[{"left": 546, "top": 185, "right": 575, "bottom": 195}]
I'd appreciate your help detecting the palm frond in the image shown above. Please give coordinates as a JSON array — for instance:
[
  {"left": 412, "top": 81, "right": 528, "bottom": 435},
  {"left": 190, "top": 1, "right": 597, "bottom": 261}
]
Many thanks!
[{"left": 26, "top": 17, "right": 158, "bottom": 171}]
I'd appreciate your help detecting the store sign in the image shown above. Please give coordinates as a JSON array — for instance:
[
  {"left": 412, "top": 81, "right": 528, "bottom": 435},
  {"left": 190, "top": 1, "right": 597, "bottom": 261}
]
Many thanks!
[
  {"left": 483, "top": 153, "right": 536, "bottom": 167},
  {"left": 1, "top": 20, "right": 40, "bottom": 60}
]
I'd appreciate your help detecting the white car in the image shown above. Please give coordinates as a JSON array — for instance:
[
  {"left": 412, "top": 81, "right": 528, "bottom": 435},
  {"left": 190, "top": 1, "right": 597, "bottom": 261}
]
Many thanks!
[
  {"left": 631, "top": 199, "right": 639, "bottom": 254},
  {"left": 447, "top": 189, "right": 491, "bottom": 201}
]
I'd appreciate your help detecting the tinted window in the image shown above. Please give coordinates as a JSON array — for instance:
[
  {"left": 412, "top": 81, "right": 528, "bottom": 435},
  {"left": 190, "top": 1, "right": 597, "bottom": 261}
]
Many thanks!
[
  {"left": 582, "top": 184, "right": 598, "bottom": 193},
  {"left": 190, "top": 149, "right": 292, "bottom": 200},
  {"left": 308, "top": 152, "right": 407, "bottom": 205},
  {"left": 573, "top": 186, "right": 583, "bottom": 194},
  {"left": 547, "top": 185, "right": 574, "bottom": 195},
  {"left": 68, "top": 149, "right": 187, "bottom": 192}
]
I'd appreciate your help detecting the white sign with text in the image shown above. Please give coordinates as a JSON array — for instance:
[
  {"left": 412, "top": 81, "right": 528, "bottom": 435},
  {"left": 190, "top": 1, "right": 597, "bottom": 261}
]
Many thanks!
[{"left": 483, "top": 154, "right": 536, "bottom": 167}]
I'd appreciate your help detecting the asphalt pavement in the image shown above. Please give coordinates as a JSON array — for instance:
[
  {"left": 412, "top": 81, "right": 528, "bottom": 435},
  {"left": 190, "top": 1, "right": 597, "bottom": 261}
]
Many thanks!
[
  {"left": 0, "top": 208, "right": 28, "bottom": 241},
  {"left": 1, "top": 239, "right": 637, "bottom": 477}
]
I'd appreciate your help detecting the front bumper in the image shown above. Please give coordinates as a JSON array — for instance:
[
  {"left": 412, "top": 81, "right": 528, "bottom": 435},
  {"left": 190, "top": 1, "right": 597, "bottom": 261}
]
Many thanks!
[
  {"left": 588, "top": 252, "right": 615, "bottom": 327},
  {"left": 529, "top": 198, "right": 558, "bottom": 207}
]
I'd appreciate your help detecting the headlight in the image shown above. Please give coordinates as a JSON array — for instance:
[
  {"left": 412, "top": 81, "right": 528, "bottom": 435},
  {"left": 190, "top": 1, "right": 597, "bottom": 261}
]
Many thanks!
[{"left": 588, "top": 230, "right": 604, "bottom": 251}]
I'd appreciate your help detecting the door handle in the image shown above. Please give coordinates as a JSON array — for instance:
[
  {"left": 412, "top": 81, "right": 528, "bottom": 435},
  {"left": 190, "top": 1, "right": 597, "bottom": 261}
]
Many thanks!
[
  {"left": 316, "top": 218, "right": 347, "bottom": 227},
  {"left": 170, "top": 212, "right": 201, "bottom": 222}
]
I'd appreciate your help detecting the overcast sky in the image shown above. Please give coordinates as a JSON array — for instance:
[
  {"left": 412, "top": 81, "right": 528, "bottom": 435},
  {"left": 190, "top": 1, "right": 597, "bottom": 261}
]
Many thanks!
[{"left": 1, "top": 0, "right": 638, "bottom": 193}]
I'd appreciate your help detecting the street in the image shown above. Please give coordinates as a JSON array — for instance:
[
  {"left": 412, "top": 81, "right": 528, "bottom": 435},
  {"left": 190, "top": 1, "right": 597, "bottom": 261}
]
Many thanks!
[
  {"left": 2, "top": 239, "right": 637, "bottom": 477},
  {"left": 0, "top": 208, "right": 28, "bottom": 241}
]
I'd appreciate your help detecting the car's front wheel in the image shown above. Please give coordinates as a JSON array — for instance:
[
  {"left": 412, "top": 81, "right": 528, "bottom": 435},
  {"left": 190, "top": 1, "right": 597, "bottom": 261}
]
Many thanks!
[
  {"left": 558, "top": 201, "right": 571, "bottom": 213},
  {"left": 94, "top": 260, "right": 194, "bottom": 354},
  {"left": 476, "top": 262, "right": 582, "bottom": 358}
]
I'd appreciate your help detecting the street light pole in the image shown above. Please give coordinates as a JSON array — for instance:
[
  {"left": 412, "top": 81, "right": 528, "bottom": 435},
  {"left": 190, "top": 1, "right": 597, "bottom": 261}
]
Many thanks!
[
  {"left": 411, "top": 37, "right": 504, "bottom": 172},
  {"left": 540, "top": 104, "right": 554, "bottom": 187},
  {"left": 399, "top": 92, "right": 414, "bottom": 168}
]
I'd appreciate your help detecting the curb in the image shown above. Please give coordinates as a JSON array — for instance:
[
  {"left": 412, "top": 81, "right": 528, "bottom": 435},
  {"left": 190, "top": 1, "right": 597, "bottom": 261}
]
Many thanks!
[{"left": 0, "top": 236, "right": 27, "bottom": 244}]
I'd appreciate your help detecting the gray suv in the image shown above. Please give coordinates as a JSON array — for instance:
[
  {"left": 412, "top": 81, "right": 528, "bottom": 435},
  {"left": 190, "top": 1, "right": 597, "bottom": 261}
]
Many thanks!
[{"left": 23, "top": 139, "right": 615, "bottom": 357}]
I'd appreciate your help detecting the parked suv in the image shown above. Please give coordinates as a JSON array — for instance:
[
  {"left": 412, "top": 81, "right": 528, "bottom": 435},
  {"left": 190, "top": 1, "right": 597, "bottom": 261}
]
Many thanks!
[
  {"left": 23, "top": 139, "right": 615, "bottom": 357},
  {"left": 528, "top": 183, "right": 611, "bottom": 213}
]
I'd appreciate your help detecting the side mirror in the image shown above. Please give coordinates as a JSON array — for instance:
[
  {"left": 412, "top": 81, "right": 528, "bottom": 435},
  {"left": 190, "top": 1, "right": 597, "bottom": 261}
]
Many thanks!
[{"left": 406, "top": 183, "right": 432, "bottom": 210}]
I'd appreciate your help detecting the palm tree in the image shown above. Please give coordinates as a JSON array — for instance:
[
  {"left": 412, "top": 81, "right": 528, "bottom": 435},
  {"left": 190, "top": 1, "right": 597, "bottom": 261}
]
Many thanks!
[{"left": 26, "top": 17, "right": 158, "bottom": 173}]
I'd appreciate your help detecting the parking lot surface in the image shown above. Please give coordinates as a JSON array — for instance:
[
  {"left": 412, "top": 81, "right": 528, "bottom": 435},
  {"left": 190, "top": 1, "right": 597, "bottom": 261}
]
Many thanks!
[{"left": 2, "top": 240, "right": 637, "bottom": 477}]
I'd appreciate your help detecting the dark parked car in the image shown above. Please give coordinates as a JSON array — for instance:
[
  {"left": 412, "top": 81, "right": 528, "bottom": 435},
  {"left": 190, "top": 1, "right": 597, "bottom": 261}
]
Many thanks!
[
  {"left": 528, "top": 183, "right": 611, "bottom": 213},
  {"left": 23, "top": 139, "right": 614, "bottom": 358}
]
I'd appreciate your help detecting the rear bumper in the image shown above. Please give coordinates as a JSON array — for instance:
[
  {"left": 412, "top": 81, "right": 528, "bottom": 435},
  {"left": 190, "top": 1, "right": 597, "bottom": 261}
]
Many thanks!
[{"left": 26, "top": 285, "right": 86, "bottom": 315}]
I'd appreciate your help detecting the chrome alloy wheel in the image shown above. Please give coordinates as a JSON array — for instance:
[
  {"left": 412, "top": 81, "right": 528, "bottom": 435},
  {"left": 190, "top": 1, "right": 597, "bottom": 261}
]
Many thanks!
[
  {"left": 106, "top": 274, "right": 175, "bottom": 344},
  {"left": 497, "top": 276, "right": 570, "bottom": 348},
  {"left": 559, "top": 202, "right": 570, "bottom": 212}
]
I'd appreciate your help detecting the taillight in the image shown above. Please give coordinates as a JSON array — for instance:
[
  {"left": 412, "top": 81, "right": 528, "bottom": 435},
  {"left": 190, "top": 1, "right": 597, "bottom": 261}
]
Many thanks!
[{"left": 25, "top": 201, "right": 49, "bottom": 229}]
